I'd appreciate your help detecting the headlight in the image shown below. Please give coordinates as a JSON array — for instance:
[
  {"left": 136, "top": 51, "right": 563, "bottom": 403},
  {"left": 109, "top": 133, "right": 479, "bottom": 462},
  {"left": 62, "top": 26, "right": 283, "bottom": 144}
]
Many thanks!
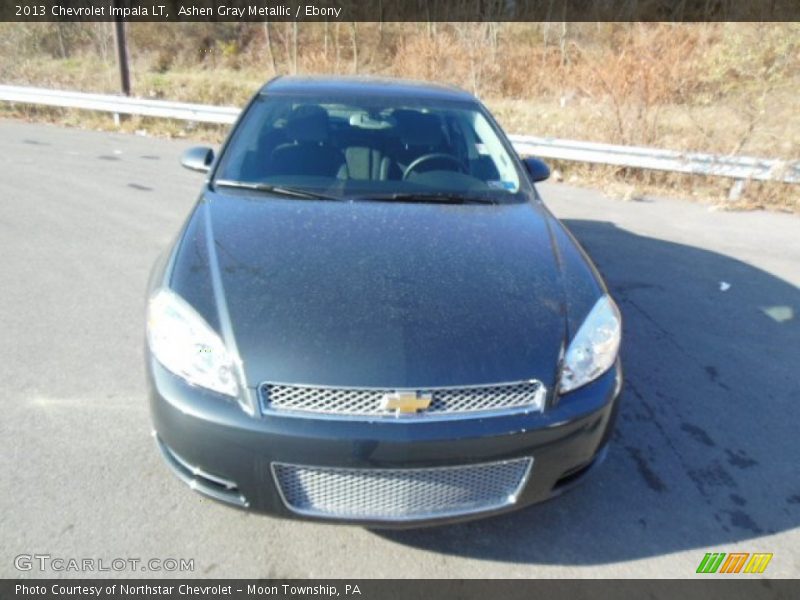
[
  {"left": 147, "top": 288, "right": 239, "bottom": 397},
  {"left": 559, "top": 295, "right": 621, "bottom": 394}
]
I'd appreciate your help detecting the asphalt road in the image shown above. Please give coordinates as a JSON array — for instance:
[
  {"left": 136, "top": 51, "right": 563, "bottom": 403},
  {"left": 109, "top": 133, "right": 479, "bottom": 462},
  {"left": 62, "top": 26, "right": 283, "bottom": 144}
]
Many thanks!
[{"left": 1, "top": 120, "right": 798, "bottom": 579}]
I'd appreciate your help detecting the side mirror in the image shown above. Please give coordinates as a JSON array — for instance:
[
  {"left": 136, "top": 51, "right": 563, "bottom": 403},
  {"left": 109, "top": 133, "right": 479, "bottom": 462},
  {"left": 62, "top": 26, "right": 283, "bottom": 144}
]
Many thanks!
[
  {"left": 181, "top": 146, "right": 214, "bottom": 173},
  {"left": 522, "top": 157, "right": 550, "bottom": 183}
]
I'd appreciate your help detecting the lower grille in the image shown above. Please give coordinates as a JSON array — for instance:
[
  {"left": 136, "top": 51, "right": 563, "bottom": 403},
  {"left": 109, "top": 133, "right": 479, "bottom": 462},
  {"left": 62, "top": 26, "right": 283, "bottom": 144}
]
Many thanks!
[{"left": 271, "top": 457, "right": 533, "bottom": 521}]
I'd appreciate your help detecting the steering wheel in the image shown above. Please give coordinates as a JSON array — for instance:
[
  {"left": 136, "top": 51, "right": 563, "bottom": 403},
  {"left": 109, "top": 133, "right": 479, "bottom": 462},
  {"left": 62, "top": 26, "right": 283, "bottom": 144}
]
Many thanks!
[{"left": 402, "top": 153, "right": 466, "bottom": 180}]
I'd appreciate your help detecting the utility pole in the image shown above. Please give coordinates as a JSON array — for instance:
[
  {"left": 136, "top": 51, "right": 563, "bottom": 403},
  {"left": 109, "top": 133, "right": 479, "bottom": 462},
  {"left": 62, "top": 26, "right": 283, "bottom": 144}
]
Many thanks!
[{"left": 113, "top": 1, "right": 131, "bottom": 96}]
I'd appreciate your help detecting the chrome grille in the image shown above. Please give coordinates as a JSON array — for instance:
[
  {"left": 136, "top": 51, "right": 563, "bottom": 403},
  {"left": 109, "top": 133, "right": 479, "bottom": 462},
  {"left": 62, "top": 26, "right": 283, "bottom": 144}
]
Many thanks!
[
  {"left": 272, "top": 458, "right": 533, "bottom": 521},
  {"left": 260, "top": 380, "right": 545, "bottom": 418}
]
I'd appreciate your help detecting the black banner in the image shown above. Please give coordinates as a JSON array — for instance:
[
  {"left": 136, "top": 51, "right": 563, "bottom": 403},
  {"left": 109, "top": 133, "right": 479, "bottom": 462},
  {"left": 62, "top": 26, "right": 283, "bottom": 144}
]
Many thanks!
[
  {"left": 1, "top": 580, "right": 798, "bottom": 600},
  {"left": 2, "top": 0, "right": 800, "bottom": 22}
]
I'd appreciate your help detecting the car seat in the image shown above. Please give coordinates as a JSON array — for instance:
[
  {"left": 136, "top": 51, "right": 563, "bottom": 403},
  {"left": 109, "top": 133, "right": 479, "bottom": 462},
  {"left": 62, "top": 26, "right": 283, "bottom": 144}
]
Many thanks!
[
  {"left": 268, "top": 105, "right": 345, "bottom": 177},
  {"left": 386, "top": 110, "right": 451, "bottom": 179}
]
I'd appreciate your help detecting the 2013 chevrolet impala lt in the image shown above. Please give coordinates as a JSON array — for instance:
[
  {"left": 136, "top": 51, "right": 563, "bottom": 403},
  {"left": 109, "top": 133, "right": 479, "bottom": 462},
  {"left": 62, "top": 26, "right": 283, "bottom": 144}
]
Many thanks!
[{"left": 146, "top": 76, "right": 622, "bottom": 527}]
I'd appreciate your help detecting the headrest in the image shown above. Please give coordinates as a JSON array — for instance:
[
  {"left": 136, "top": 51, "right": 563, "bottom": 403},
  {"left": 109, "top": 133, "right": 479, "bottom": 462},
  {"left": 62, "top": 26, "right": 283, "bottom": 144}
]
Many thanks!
[
  {"left": 393, "top": 110, "right": 445, "bottom": 147},
  {"left": 285, "top": 105, "right": 329, "bottom": 143}
]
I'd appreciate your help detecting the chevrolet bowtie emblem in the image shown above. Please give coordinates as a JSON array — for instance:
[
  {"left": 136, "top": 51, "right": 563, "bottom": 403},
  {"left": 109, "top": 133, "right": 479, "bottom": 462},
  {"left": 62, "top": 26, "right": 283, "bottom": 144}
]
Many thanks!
[{"left": 381, "top": 391, "right": 432, "bottom": 415}]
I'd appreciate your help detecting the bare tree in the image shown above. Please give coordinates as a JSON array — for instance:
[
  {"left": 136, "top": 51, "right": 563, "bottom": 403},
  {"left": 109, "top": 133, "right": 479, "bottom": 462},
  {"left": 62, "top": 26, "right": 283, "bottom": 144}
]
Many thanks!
[
  {"left": 87, "top": 22, "right": 112, "bottom": 63},
  {"left": 263, "top": 21, "right": 277, "bottom": 74},
  {"left": 55, "top": 23, "right": 68, "bottom": 59},
  {"left": 378, "top": 0, "right": 384, "bottom": 45},
  {"left": 350, "top": 22, "right": 358, "bottom": 73},
  {"left": 283, "top": 22, "right": 291, "bottom": 72},
  {"left": 292, "top": 21, "right": 298, "bottom": 73},
  {"left": 334, "top": 21, "right": 340, "bottom": 72}
]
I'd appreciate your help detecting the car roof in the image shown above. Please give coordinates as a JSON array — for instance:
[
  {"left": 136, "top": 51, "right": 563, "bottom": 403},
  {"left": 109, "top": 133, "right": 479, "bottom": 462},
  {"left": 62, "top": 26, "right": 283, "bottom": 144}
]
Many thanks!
[{"left": 261, "top": 75, "right": 477, "bottom": 102}]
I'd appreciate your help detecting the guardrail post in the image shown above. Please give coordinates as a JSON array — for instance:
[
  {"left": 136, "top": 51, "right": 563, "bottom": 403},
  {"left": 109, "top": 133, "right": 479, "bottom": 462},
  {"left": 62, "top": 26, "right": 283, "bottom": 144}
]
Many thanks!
[{"left": 728, "top": 179, "right": 746, "bottom": 201}]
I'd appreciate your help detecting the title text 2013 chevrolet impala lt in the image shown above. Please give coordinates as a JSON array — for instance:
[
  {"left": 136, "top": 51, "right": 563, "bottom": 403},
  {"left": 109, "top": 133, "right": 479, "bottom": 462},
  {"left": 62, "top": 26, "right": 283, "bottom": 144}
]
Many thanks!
[{"left": 146, "top": 76, "right": 622, "bottom": 527}]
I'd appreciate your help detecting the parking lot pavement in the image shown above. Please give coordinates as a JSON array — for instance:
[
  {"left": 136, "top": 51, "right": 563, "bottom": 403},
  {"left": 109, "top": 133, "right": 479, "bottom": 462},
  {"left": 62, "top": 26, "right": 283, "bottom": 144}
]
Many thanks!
[{"left": 0, "top": 120, "right": 798, "bottom": 578}]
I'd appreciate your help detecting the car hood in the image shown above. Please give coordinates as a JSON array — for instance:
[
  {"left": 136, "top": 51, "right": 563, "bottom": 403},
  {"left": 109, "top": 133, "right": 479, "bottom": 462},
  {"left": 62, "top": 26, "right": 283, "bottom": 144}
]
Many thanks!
[{"left": 179, "top": 192, "right": 577, "bottom": 390}]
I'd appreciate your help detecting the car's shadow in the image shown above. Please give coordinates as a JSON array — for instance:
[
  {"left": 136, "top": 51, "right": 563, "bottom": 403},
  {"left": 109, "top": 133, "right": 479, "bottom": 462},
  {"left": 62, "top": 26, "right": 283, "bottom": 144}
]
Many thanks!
[{"left": 373, "top": 219, "right": 800, "bottom": 564}]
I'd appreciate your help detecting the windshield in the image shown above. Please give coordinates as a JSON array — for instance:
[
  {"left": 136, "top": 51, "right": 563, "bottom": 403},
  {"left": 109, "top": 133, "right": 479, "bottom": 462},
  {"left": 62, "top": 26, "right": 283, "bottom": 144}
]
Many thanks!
[{"left": 213, "top": 94, "right": 531, "bottom": 203}]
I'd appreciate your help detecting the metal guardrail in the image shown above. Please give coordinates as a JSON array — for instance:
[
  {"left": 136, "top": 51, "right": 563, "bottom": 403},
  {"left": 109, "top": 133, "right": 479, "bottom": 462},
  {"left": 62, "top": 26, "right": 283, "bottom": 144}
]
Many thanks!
[
  {"left": 1, "top": 84, "right": 798, "bottom": 185},
  {"left": 509, "top": 135, "right": 799, "bottom": 184},
  {"left": 0, "top": 84, "right": 239, "bottom": 124}
]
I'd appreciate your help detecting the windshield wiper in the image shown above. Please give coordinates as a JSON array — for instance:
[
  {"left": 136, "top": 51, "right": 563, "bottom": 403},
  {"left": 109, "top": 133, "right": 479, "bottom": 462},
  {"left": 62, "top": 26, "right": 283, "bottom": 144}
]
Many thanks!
[
  {"left": 213, "top": 180, "right": 343, "bottom": 201},
  {"left": 366, "top": 192, "right": 497, "bottom": 205}
]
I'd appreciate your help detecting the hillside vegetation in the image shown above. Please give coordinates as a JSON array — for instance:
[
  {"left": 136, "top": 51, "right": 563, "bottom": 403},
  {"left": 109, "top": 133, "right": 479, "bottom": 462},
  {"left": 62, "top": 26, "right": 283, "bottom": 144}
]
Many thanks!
[{"left": 1, "top": 22, "right": 798, "bottom": 210}]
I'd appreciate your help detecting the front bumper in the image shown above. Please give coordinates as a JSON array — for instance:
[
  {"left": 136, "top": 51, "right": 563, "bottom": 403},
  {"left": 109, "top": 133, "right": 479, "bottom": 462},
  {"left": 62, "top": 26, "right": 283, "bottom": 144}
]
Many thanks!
[{"left": 148, "top": 357, "right": 622, "bottom": 528}]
